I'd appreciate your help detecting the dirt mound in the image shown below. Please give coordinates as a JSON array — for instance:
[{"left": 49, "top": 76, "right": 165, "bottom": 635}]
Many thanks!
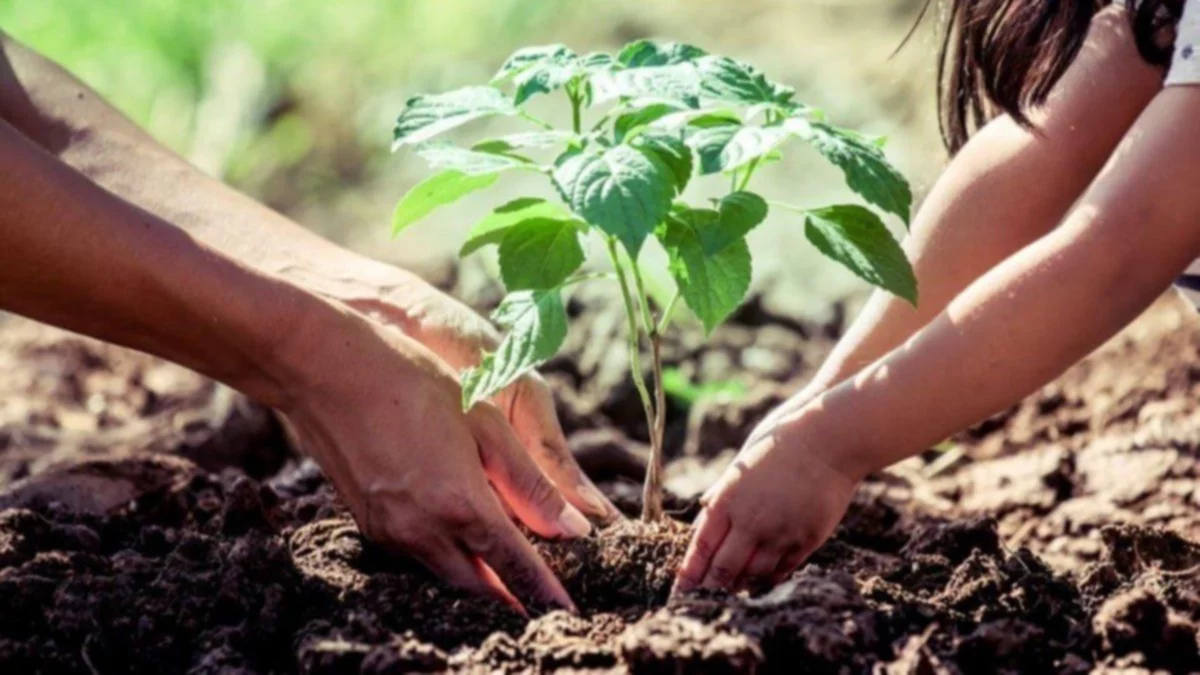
[{"left": 0, "top": 295, "right": 1198, "bottom": 672}]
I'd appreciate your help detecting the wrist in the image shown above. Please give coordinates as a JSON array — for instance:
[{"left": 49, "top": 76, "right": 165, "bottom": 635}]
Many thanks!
[
  {"left": 209, "top": 279, "right": 344, "bottom": 411},
  {"left": 775, "top": 403, "right": 874, "bottom": 485}
]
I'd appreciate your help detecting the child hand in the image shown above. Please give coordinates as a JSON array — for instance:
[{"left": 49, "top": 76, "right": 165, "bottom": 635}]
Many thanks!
[{"left": 673, "top": 409, "right": 863, "bottom": 593}]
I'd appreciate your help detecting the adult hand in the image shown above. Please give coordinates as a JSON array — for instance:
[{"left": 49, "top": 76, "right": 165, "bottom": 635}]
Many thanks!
[
  {"left": 285, "top": 258, "right": 622, "bottom": 524},
  {"left": 280, "top": 302, "right": 591, "bottom": 611}
]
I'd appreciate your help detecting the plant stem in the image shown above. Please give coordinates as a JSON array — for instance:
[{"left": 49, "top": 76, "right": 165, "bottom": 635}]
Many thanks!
[
  {"left": 736, "top": 156, "right": 761, "bottom": 192},
  {"left": 656, "top": 289, "right": 682, "bottom": 335},
  {"left": 628, "top": 255, "right": 656, "bottom": 338},
  {"left": 562, "top": 270, "right": 614, "bottom": 288},
  {"left": 568, "top": 85, "right": 582, "bottom": 135},
  {"left": 645, "top": 329, "right": 667, "bottom": 520},
  {"left": 518, "top": 111, "right": 555, "bottom": 130},
  {"left": 628, "top": 253, "right": 667, "bottom": 521},
  {"left": 605, "top": 239, "right": 658, "bottom": 518}
]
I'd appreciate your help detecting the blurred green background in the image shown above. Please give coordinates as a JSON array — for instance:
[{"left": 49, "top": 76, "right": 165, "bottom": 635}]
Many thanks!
[{"left": 0, "top": 0, "right": 944, "bottom": 319}]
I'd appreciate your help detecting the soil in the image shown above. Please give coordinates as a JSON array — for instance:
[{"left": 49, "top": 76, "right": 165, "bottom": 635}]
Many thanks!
[{"left": 0, "top": 290, "right": 1198, "bottom": 673}]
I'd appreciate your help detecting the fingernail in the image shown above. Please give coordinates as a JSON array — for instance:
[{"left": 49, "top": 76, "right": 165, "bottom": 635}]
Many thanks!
[
  {"left": 557, "top": 504, "right": 592, "bottom": 538},
  {"left": 579, "top": 483, "right": 619, "bottom": 521}
]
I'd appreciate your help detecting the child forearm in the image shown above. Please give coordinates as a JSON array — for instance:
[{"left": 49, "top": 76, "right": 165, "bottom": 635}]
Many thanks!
[
  {"left": 805, "top": 87, "right": 1200, "bottom": 479},
  {"left": 804, "top": 7, "right": 1162, "bottom": 396}
]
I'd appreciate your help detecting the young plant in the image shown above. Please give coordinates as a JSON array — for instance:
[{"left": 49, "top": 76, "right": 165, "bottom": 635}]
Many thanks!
[{"left": 389, "top": 41, "right": 917, "bottom": 521}]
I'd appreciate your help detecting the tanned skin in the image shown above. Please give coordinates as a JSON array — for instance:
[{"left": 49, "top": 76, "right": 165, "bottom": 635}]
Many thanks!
[{"left": 0, "top": 32, "right": 624, "bottom": 613}]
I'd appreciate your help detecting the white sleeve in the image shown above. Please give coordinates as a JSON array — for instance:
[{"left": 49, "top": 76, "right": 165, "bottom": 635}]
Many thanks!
[{"left": 1166, "top": 0, "right": 1200, "bottom": 86}]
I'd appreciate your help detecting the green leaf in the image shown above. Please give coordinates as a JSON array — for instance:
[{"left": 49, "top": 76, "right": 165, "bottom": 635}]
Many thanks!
[
  {"left": 473, "top": 131, "right": 575, "bottom": 154},
  {"left": 393, "top": 86, "right": 517, "bottom": 149},
  {"left": 648, "top": 108, "right": 742, "bottom": 134},
  {"left": 661, "top": 368, "right": 747, "bottom": 407},
  {"left": 631, "top": 130, "right": 693, "bottom": 193},
  {"left": 706, "top": 192, "right": 768, "bottom": 251},
  {"left": 685, "top": 122, "right": 789, "bottom": 175},
  {"left": 461, "top": 198, "right": 575, "bottom": 257},
  {"left": 589, "top": 64, "right": 702, "bottom": 105},
  {"left": 493, "top": 44, "right": 575, "bottom": 83},
  {"left": 804, "top": 204, "right": 917, "bottom": 304},
  {"left": 414, "top": 142, "right": 532, "bottom": 175},
  {"left": 498, "top": 218, "right": 585, "bottom": 290},
  {"left": 511, "top": 48, "right": 582, "bottom": 105},
  {"left": 790, "top": 119, "right": 912, "bottom": 225},
  {"left": 695, "top": 56, "right": 794, "bottom": 106},
  {"left": 613, "top": 102, "right": 688, "bottom": 142},
  {"left": 552, "top": 144, "right": 675, "bottom": 257},
  {"left": 392, "top": 170, "right": 498, "bottom": 236},
  {"left": 461, "top": 290, "right": 568, "bottom": 408},
  {"left": 657, "top": 210, "right": 753, "bottom": 334},
  {"left": 617, "top": 40, "right": 708, "bottom": 67},
  {"left": 578, "top": 52, "right": 617, "bottom": 73}
]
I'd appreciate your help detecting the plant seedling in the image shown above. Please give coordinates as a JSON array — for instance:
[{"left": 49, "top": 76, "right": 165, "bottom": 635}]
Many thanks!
[{"left": 390, "top": 40, "right": 917, "bottom": 521}]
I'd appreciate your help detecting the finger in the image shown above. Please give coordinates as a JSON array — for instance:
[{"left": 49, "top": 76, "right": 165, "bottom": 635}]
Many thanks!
[
  {"left": 406, "top": 535, "right": 523, "bottom": 612},
  {"left": 734, "top": 545, "right": 783, "bottom": 592},
  {"left": 672, "top": 508, "right": 730, "bottom": 595},
  {"left": 468, "top": 404, "right": 591, "bottom": 539},
  {"left": 508, "top": 377, "right": 622, "bottom": 522},
  {"left": 700, "top": 528, "right": 756, "bottom": 590},
  {"left": 770, "top": 545, "right": 814, "bottom": 586},
  {"left": 459, "top": 514, "right": 576, "bottom": 613},
  {"left": 492, "top": 485, "right": 517, "bottom": 521}
]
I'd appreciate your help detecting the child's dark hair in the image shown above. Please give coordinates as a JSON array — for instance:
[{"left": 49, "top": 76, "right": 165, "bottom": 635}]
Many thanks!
[{"left": 938, "top": 0, "right": 1183, "bottom": 153}]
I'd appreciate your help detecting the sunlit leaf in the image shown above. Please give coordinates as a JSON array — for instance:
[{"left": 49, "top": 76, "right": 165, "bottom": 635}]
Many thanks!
[
  {"left": 498, "top": 218, "right": 585, "bottom": 290},
  {"left": 686, "top": 122, "right": 789, "bottom": 175},
  {"left": 415, "top": 142, "right": 532, "bottom": 175},
  {"left": 656, "top": 209, "right": 753, "bottom": 333},
  {"left": 392, "top": 86, "right": 517, "bottom": 149},
  {"left": 460, "top": 197, "right": 576, "bottom": 256},
  {"left": 552, "top": 143, "right": 675, "bottom": 257},
  {"left": 695, "top": 56, "right": 794, "bottom": 106},
  {"left": 391, "top": 170, "right": 498, "bottom": 235},
  {"left": 632, "top": 130, "right": 694, "bottom": 193},
  {"left": 804, "top": 204, "right": 917, "bottom": 304},
  {"left": 617, "top": 40, "right": 708, "bottom": 67},
  {"left": 788, "top": 118, "right": 912, "bottom": 225},
  {"left": 461, "top": 290, "right": 568, "bottom": 408}
]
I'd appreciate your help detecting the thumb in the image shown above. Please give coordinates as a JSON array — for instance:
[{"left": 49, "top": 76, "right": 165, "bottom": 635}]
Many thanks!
[
  {"left": 467, "top": 404, "right": 592, "bottom": 539},
  {"left": 505, "top": 376, "right": 622, "bottom": 522}
]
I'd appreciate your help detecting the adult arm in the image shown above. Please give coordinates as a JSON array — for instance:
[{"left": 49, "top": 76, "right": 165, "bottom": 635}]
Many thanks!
[
  {"left": 0, "top": 30, "right": 618, "bottom": 522},
  {"left": 0, "top": 64, "right": 585, "bottom": 613}
]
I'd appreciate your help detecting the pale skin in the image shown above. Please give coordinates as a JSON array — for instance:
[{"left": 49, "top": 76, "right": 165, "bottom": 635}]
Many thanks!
[
  {"left": 677, "top": 7, "right": 1200, "bottom": 593},
  {"left": 0, "top": 32, "right": 624, "bottom": 612}
]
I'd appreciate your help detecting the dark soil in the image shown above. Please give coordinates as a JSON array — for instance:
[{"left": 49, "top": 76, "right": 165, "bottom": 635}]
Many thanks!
[{"left": 0, "top": 291, "right": 1198, "bottom": 673}]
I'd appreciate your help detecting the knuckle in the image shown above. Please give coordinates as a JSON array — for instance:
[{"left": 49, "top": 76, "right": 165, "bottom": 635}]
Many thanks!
[
  {"left": 435, "top": 492, "right": 482, "bottom": 531},
  {"left": 523, "top": 471, "right": 562, "bottom": 509},
  {"left": 708, "top": 565, "right": 737, "bottom": 585},
  {"left": 690, "top": 533, "right": 718, "bottom": 560},
  {"left": 460, "top": 518, "right": 500, "bottom": 554},
  {"left": 705, "top": 489, "right": 737, "bottom": 517}
]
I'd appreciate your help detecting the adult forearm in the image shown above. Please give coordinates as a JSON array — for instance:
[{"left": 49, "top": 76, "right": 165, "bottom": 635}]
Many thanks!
[
  {"left": 0, "top": 32, "right": 401, "bottom": 297},
  {"left": 0, "top": 117, "right": 330, "bottom": 408}
]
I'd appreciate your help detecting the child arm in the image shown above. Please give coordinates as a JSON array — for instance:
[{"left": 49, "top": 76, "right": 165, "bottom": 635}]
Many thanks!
[
  {"left": 679, "top": 84, "right": 1200, "bottom": 592},
  {"left": 760, "top": 7, "right": 1161, "bottom": 439}
]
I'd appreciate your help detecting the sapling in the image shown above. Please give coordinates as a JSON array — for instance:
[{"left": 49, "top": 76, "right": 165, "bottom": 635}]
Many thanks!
[{"left": 389, "top": 40, "right": 917, "bottom": 522}]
